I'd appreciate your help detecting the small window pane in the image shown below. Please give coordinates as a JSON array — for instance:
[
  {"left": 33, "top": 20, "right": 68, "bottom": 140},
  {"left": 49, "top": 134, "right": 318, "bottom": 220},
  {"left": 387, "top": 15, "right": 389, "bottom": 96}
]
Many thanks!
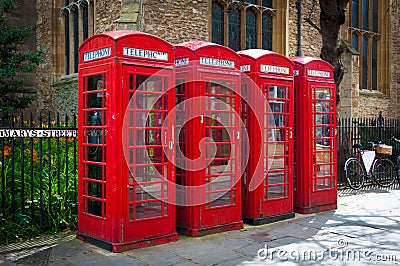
[
  {"left": 74, "top": 8, "right": 79, "bottom": 73},
  {"left": 362, "top": 0, "right": 369, "bottom": 30},
  {"left": 372, "top": 39, "right": 378, "bottom": 90},
  {"left": 352, "top": 33, "right": 359, "bottom": 51},
  {"left": 210, "top": 192, "right": 231, "bottom": 207},
  {"left": 83, "top": 4, "right": 89, "bottom": 40},
  {"left": 246, "top": 0, "right": 257, "bottom": 4},
  {"left": 262, "top": 13, "right": 272, "bottom": 50},
  {"left": 88, "top": 164, "right": 102, "bottom": 180},
  {"left": 228, "top": 9, "right": 241, "bottom": 51},
  {"left": 314, "top": 178, "right": 332, "bottom": 190},
  {"left": 372, "top": 0, "right": 378, "bottom": 32},
  {"left": 64, "top": 12, "right": 70, "bottom": 75},
  {"left": 268, "top": 186, "right": 284, "bottom": 199},
  {"left": 88, "top": 181, "right": 102, "bottom": 198},
  {"left": 362, "top": 36, "right": 368, "bottom": 90},
  {"left": 269, "top": 86, "right": 287, "bottom": 99},
  {"left": 212, "top": 1, "right": 224, "bottom": 45},
  {"left": 351, "top": 0, "right": 359, "bottom": 28},
  {"left": 246, "top": 10, "right": 257, "bottom": 49},
  {"left": 87, "top": 199, "right": 102, "bottom": 217},
  {"left": 136, "top": 202, "right": 162, "bottom": 219},
  {"left": 262, "top": 0, "right": 272, "bottom": 8}
]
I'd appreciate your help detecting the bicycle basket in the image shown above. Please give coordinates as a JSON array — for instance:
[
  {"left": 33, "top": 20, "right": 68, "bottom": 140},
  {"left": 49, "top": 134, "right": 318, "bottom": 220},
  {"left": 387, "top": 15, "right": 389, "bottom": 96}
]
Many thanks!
[{"left": 375, "top": 144, "right": 393, "bottom": 155}]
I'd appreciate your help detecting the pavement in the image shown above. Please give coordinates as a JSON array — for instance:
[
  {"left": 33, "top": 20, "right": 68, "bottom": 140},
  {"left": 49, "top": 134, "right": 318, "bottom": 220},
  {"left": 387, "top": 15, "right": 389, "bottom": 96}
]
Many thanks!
[{"left": 1, "top": 186, "right": 400, "bottom": 265}]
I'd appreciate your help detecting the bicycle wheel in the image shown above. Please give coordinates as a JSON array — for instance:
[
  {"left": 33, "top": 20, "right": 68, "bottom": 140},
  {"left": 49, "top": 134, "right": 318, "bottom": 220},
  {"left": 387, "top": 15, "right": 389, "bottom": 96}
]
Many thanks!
[
  {"left": 372, "top": 158, "right": 396, "bottom": 187},
  {"left": 344, "top": 158, "right": 365, "bottom": 190}
]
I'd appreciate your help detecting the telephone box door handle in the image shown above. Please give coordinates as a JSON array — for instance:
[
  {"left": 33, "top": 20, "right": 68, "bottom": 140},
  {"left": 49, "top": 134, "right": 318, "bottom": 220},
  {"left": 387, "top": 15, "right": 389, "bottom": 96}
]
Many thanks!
[{"left": 169, "top": 124, "right": 175, "bottom": 150}]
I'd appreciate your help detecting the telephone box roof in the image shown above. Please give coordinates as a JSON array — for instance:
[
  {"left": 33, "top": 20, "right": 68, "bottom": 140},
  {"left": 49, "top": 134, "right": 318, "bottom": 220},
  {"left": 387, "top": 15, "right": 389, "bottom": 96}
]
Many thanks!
[
  {"left": 80, "top": 30, "right": 173, "bottom": 49},
  {"left": 291, "top": 56, "right": 333, "bottom": 69},
  {"left": 175, "top": 41, "right": 230, "bottom": 51},
  {"left": 238, "top": 49, "right": 280, "bottom": 59}
]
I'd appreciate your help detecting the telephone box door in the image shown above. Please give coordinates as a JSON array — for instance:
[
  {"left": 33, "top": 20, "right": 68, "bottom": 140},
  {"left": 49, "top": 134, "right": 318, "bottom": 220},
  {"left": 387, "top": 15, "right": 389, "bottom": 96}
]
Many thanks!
[
  {"left": 122, "top": 65, "right": 176, "bottom": 241},
  {"left": 174, "top": 41, "right": 243, "bottom": 236},
  {"left": 259, "top": 78, "right": 293, "bottom": 216},
  {"left": 309, "top": 83, "right": 336, "bottom": 206},
  {"left": 200, "top": 72, "right": 241, "bottom": 227},
  {"left": 78, "top": 65, "right": 111, "bottom": 240}
]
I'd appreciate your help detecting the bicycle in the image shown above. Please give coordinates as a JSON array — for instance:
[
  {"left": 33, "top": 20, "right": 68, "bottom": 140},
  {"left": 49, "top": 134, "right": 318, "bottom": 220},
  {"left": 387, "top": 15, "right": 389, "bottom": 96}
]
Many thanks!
[{"left": 344, "top": 141, "right": 396, "bottom": 190}]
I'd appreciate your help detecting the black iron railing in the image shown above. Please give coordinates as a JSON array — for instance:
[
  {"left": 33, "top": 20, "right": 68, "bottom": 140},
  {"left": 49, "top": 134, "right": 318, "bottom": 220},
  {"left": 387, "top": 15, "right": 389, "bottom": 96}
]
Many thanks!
[
  {"left": 0, "top": 112, "right": 77, "bottom": 244},
  {"left": 337, "top": 112, "right": 400, "bottom": 187}
]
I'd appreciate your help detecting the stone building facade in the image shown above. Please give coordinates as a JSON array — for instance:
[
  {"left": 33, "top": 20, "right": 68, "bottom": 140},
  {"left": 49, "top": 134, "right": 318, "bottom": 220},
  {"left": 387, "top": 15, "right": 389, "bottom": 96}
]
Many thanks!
[{"left": 35, "top": 0, "right": 400, "bottom": 118}]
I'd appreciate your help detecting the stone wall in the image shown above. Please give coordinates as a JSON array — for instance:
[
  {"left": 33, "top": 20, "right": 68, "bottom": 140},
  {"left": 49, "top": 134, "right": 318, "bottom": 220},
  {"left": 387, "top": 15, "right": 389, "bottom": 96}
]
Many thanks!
[
  {"left": 357, "top": 92, "right": 390, "bottom": 118},
  {"left": 337, "top": 51, "right": 354, "bottom": 118},
  {"left": 142, "top": 0, "right": 209, "bottom": 44},
  {"left": 53, "top": 75, "right": 79, "bottom": 116},
  {"left": 288, "top": 0, "right": 321, "bottom": 58},
  {"left": 95, "top": 0, "right": 121, "bottom": 33},
  {"left": 36, "top": 0, "right": 57, "bottom": 115}
]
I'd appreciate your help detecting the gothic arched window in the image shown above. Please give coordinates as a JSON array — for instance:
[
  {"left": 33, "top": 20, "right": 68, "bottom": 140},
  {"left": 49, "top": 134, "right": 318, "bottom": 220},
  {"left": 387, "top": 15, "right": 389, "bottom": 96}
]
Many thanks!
[
  {"left": 349, "top": 0, "right": 386, "bottom": 92},
  {"left": 211, "top": 0, "right": 278, "bottom": 52},
  {"left": 61, "top": 0, "right": 94, "bottom": 75}
]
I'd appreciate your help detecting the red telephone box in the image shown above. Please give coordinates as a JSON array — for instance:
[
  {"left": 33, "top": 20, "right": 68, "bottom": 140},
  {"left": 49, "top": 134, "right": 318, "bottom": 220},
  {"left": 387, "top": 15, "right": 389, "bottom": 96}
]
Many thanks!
[
  {"left": 77, "top": 31, "right": 177, "bottom": 252},
  {"left": 174, "top": 41, "right": 243, "bottom": 236},
  {"left": 291, "top": 56, "right": 337, "bottom": 214},
  {"left": 238, "top": 49, "right": 295, "bottom": 225}
]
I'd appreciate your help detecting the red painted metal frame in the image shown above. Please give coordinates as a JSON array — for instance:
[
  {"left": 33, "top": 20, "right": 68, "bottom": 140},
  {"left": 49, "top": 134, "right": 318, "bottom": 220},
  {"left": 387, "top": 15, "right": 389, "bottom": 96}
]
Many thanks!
[
  {"left": 174, "top": 41, "right": 243, "bottom": 236},
  {"left": 78, "top": 31, "right": 177, "bottom": 252},
  {"left": 238, "top": 49, "right": 295, "bottom": 225},
  {"left": 291, "top": 56, "right": 337, "bottom": 214}
]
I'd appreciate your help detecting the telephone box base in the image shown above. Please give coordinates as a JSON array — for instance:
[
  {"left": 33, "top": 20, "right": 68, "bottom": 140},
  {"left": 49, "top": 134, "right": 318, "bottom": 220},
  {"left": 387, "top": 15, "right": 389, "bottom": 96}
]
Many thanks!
[
  {"left": 294, "top": 203, "right": 337, "bottom": 214},
  {"left": 177, "top": 221, "right": 243, "bottom": 237},
  {"left": 77, "top": 232, "right": 178, "bottom": 253},
  {"left": 243, "top": 212, "right": 295, "bottom": 226}
]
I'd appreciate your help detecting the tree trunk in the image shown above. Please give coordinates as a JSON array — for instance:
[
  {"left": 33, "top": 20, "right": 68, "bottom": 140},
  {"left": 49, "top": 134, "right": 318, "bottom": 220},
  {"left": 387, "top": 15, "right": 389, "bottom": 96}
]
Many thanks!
[{"left": 319, "top": 0, "right": 350, "bottom": 102}]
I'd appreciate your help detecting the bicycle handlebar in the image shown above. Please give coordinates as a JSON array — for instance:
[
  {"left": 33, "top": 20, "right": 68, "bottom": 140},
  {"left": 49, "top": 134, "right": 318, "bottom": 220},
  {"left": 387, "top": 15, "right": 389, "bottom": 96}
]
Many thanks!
[
  {"left": 352, "top": 141, "right": 379, "bottom": 152},
  {"left": 391, "top": 136, "right": 400, "bottom": 143},
  {"left": 368, "top": 141, "right": 378, "bottom": 147}
]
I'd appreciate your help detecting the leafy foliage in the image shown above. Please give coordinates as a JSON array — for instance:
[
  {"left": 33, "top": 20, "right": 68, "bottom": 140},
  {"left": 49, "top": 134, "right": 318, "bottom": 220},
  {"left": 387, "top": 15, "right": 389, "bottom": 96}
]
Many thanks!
[
  {"left": 0, "top": 0, "right": 44, "bottom": 112},
  {"left": 0, "top": 116, "right": 77, "bottom": 245}
]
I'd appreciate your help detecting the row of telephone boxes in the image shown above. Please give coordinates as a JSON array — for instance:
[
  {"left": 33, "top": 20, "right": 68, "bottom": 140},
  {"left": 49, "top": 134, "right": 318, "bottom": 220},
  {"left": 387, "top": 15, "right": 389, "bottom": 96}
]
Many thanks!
[{"left": 77, "top": 31, "right": 337, "bottom": 252}]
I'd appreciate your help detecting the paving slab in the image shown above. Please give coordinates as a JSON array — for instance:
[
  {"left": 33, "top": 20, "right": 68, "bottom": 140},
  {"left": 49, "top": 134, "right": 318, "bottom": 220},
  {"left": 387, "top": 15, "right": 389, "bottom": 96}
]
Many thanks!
[
  {"left": 358, "top": 229, "right": 400, "bottom": 247},
  {"left": 235, "top": 242, "right": 267, "bottom": 258},
  {"left": 291, "top": 214, "right": 345, "bottom": 229},
  {"left": 47, "top": 238, "right": 145, "bottom": 266},
  {"left": 324, "top": 224, "right": 386, "bottom": 238},
  {"left": 126, "top": 248, "right": 186, "bottom": 265}
]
